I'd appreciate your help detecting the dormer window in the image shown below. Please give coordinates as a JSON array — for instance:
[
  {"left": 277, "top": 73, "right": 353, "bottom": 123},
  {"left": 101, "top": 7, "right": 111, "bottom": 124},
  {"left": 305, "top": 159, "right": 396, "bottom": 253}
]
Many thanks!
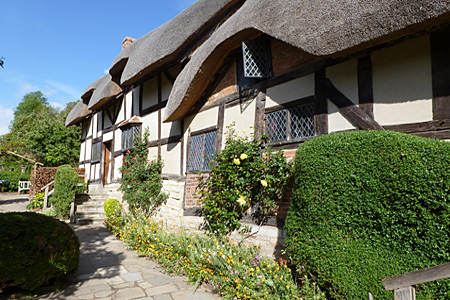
[{"left": 237, "top": 38, "right": 272, "bottom": 91}]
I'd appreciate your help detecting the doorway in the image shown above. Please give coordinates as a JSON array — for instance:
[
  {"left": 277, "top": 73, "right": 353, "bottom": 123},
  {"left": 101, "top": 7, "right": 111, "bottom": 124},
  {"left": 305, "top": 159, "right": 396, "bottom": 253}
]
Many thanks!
[{"left": 103, "top": 141, "right": 112, "bottom": 186}]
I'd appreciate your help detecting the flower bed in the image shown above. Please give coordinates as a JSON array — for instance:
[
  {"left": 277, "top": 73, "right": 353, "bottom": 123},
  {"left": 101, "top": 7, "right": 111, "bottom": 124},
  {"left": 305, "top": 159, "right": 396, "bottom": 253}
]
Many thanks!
[{"left": 105, "top": 210, "right": 324, "bottom": 300}]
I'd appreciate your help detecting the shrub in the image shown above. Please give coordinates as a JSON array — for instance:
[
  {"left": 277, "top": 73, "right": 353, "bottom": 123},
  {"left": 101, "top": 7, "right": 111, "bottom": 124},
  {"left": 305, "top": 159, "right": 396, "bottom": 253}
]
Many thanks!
[
  {"left": 0, "top": 212, "right": 79, "bottom": 291},
  {"left": 119, "top": 128, "right": 168, "bottom": 215},
  {"left": 0, "top": 171, "right": 30, "bottom": 192},
  {"left": 285, "top": 130, "right": 450, "bottom": 299},
  {"left": 51, "top": 165, "right": 78, "bottom": 218},
  {"left": 104, "top": 198, "right": 121, "bottom": 217},
  {"left": 199, "top": 126, "right": 292, "bottom": 236},
  {"left": 26, "top": 192, "right": 45, "bottom": 210}
]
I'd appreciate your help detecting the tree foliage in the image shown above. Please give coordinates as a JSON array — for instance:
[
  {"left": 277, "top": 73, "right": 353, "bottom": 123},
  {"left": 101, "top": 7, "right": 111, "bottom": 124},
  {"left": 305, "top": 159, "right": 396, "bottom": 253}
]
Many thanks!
[{"left": 2, "top": 92, "right": 81, "bottom": 167}]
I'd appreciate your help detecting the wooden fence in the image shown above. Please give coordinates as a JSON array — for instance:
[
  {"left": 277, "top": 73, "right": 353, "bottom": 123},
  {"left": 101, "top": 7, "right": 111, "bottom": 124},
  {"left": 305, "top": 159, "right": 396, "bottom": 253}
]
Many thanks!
[{"left": 380, "top": 262, "right": 450, "bottom": 300}]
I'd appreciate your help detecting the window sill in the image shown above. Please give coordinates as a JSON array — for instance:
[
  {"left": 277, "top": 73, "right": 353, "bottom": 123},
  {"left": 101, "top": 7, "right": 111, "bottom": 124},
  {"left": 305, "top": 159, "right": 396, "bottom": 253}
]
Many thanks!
[{"left": 263, "top": 136, "right": 315, "bottom": 149}]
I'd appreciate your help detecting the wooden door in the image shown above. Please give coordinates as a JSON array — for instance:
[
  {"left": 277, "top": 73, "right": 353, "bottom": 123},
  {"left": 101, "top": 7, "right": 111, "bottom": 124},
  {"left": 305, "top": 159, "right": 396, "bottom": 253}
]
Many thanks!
[{"left": 103, "top": 141, "right": 112, "bottom": 186}]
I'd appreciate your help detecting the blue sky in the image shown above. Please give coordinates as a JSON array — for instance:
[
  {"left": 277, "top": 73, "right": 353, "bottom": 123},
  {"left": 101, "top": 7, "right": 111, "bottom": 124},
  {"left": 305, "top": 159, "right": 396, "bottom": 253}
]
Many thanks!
[{"left": 0, "top": 0, "right": 196, "bottom": 135}]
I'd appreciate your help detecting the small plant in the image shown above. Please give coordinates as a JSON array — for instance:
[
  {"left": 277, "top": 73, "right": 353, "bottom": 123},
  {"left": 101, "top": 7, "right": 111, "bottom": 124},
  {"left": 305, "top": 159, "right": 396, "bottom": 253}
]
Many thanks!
[
  {"left": 26, "top": 192, "right": 45, "bottom": 210},
  {"left": 108, "top": 210, "right": 319, "bottom": 300},
  {"left": 199, "top": 126, "right": 292, "bottom": 237},
  {"left": 119, "top": 128, "right": 168, "bottom": 215},
  {"left": 104, "top": 198, "right": 121, "bottom": 218},
  {"left": 51, "top": 165, "right": 78, "bottom": 218}
]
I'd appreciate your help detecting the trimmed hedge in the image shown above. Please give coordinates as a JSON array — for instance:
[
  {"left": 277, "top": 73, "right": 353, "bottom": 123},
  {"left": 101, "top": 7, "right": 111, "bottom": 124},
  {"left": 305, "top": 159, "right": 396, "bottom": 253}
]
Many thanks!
[
  {"left": 0, "top": 212, "right": 79, "bottom": 291},
  {"left": 0, "top": 171, "right": 30, "bottom": 192},
  {"left": 285, "top": 130, "right": 450, "bottom": 300},
  {"left": 104, "top": 198, "right": 121, "bottom": 218},
  {"left": 51, "top": 165, "right": 79, "bottom": 217}
]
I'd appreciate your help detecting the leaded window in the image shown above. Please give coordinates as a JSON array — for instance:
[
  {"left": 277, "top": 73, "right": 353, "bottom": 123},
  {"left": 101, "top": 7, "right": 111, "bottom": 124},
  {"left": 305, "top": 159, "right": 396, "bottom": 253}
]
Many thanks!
[
  {"left": 265, "top": 102, "right": 315, "bottom": 143},
  {"left": 242, "top": 39, "right": 272, "bottom": 78},
  {"left": 92, "top": 142, "right": 101, "bottom": 162},
  {"left": 122, "top": 125, "right": 141, "bottom": 150},
  {"left": 188, "top": 130, "right": 217, "bottom": 172}
]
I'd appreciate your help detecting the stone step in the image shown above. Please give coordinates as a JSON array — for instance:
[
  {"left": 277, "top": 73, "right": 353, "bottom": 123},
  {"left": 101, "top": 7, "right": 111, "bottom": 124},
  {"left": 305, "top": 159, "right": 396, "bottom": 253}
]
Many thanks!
[
  {"left": 76, "top": 211, "right": 106, "bottom": 218},
  {"left": 76, "top": 217, "right": 104, "bottom": 225},
  {"left": 76, "top": 205, "right": 104, "bottom": 212}
]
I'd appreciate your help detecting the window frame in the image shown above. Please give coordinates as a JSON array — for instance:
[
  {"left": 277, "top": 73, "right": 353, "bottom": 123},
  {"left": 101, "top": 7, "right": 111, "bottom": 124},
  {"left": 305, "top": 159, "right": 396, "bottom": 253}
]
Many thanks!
[
  {"left": 187, "top": 129, "right": 218, "bottom": 173},
  {"left": 92, "top": 141, "right": 102, "bottom": 163},
  {"left": 121, "top": 124, "right": 142, "bottom": 151},
  {"left": 264, "top": 97, "right": 316, "bottom": 145}
]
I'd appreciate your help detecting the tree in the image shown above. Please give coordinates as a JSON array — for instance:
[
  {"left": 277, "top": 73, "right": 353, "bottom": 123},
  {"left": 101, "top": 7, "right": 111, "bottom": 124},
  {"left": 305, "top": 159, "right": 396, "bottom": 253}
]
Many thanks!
[{"left": 5, "top": 92, "right": 81, "bottom": 167}]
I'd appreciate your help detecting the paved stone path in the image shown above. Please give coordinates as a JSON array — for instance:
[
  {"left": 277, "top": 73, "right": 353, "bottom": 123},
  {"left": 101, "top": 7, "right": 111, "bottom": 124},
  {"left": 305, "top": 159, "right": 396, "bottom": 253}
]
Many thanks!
[
  {"left": 38, "top": 224, "right": 220, "bottom": 300},
  {"left": 0, "top": 192, "right": 29, "bottom": 212}
]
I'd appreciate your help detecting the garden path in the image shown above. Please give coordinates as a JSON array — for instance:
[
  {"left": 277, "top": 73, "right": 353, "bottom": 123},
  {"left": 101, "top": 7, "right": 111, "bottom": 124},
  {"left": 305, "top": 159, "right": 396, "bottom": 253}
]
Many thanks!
[
  {"left": 37, "top": 223, "right": 220, "bottom": 300},
  {"left": 0, "top": 193, "right": 28, "bottom": 212}
]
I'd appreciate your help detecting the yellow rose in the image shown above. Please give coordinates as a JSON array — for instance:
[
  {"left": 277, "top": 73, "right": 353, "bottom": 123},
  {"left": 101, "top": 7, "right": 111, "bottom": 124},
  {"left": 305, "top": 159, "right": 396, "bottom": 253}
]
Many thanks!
[
  {"left": 237, "top": 195, "right": 246, "bottom": 206},
  {"left": 240, "top": 153, "right": 248, "bottom": 160},
  {"left": 233, "top": 158, "right": 241, "bottom": 165},
  {"left": 261, "top": 179, "right": 268, "bottom": 187}
]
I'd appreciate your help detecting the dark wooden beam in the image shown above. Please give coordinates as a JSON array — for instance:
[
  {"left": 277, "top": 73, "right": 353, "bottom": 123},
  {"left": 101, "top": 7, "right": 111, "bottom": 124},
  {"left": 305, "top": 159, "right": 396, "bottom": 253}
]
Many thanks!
[
  {"left": 326, "top": 78, "right": 384, "bottom": 130},
  {"left": 163, "top": 69, "right": 176, "bottom": 84},
  {"left": 216, "top": 104, "right": 225, "bottom": 150},
  {"left": 148, "top": 135, "right": 183, "bottom": 147},
  {"left": 314, "top": 70, "right": 328, "bottom": 136},
  {"left": 431, "top": 27, "right": 450, "bottom": 120},
  {"left": 357, "top": 55, "right": 374, "bottom": 118},
  {"left": 384, "top": 119, "right": 450, "bottom": 134}
]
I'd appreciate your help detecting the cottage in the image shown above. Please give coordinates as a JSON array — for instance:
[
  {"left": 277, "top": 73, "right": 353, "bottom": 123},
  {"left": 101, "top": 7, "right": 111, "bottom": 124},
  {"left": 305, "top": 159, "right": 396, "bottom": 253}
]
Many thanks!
[{"left": 66, "top": 0, "right": 450, "bottom": 254}]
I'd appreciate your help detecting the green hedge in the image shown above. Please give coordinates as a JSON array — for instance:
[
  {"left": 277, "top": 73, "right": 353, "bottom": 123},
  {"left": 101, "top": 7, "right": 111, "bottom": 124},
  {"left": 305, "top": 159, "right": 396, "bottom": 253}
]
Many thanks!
[
  {"left": 285, "top": 130, "right": 450, "bottom": 300},
  {"left": 0, "top": 171, "right": 30, "bottom": 192},
  {"left": 51, "top": 165, "right": 78, "bottom": 217},
  {"left": 0, "top": 212, "right": 79, "bottom": 291}
]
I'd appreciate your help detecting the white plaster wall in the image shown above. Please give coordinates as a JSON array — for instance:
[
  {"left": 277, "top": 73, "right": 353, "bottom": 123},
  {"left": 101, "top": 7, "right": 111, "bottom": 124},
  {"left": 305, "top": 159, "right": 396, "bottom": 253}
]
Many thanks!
[
  {"left": 161, "top": 107, "right": 181, "bottom": 138},
  {"left": 372, "top": 35, "right": 433, "bottom": 126},
  {"left": 327, "top": 59, "right": 358, "bottom": 132},
  {"left": 266, "top": 74, "right": 314, "bottom": 107},
  {"left": 84, "top": 162, "right": 91, "bottom": 183},
  {"left": 161, "top": 142, "right": 181, "bottom": 175},
  {"left": 125, "top": 91, "right": 133, "bottom": 120},
  {"left": 114, "top": 129, "right": 122, "bottom": 152},
  {"left": 185, "top": 107, "right": 218, "bottom": 132},
  {"left": 142, "top": 111, "right": 159, "bottom": 141},
  {"left": 103, "top": 131, "right": 113, "bottom": 142},
  {"left": 90, "top": 164, "right": 96, "bottom": 181},
  {"left": 86, "top": 139, "right": 92, "bottom": 161},
  {"left": 114, "top": 156, "right": 122, "bottom": 180},
  {"left": 87, "top": 117, "right": 93, "bottom": 137},
  {"left": 80, "top": 141, "right": 86, "bottom": 162},
  {"left": 223, "top": 100, "right": 256, "bottom": 141},
  {"left": 116, "top": 99, "right": 125, "bottom": 125},
  {"left": 142, "top": 76, "right": 158, "bottom": 110},
  {"left": 94, "top": 163, "right": 100, "bottom": 181},
  {"left": 92, "top": 113, "right": 98, "bottom": 139},
  {"left": 148, "top": 146, "right": 159, "bottom": 160},
  {"left": 161, "top": 74, "right": 172, "bottom": 101},
  {"left": 133, "top": 87, "right": 140, "bottom": 116}
]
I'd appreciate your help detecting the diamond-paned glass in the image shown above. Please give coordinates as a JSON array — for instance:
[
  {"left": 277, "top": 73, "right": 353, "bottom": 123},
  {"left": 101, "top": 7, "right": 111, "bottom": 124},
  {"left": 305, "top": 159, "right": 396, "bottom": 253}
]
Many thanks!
[
  {"left": 289, "top": 102, "right": 315, "bottom": 139},
  {"left": 188, "top": 131, "right": 217, "bottom": 172},
  {"left": 242, "top": 40, "right": 272, "bottom": 78},
  {"left": 122, "top": 125, "right": 141, "bottom": 150},
  {"left": 266, "top": 109, "right": 287, "bottom": 142},
  {"left": 203, "top": 131, "right": 217, "bottom": 170},
  {"left": 188, "top": 135, "right": 203, "bottom": 171}
]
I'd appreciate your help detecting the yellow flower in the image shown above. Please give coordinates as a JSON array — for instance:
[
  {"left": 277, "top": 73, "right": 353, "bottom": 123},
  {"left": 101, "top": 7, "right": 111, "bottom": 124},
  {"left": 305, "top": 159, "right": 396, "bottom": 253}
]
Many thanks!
[
  {"left": 242, "top": 129, "right": 246, "bottom": 133},
  {"left": 260, "top": 179, "right": 268, "bottom": 187},
  {"left": 237, "top": 195, "right": 246, "bottom": 206},
  {"left": 240, "top": 153, "right": 248, "bottom": 160},
  {"left": 233, "top": 158, "right": 241, "bottom": 165}
]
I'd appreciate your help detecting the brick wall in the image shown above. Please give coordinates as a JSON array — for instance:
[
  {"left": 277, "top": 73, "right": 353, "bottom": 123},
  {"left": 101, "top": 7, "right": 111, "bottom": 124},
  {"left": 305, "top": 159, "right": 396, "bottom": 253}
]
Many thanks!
[
  {"left": 184, "top": 173, "right": 209, "bottom": 207},
  {"left": 271, "top": 39, "right": 315, "bottom": 77},
  {"left": 207, "top": 61, "right": 238, "bottom": 104}
]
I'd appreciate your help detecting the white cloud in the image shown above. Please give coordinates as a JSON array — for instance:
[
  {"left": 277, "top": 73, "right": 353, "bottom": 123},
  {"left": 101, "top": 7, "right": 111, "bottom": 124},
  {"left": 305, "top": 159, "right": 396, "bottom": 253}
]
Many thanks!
[
  {"left": 50, "top": 102, "right": 64, "bottom": 111},
  {"left": 0, "top": 104, "right": 14, "bottom": 135},
  {"left": 103, "top": 69, "right": 109, "bottom": 75},
  {"left": 15, "top": 82, "right": 39, "bottom": 99},
  {"left": 44, "top": 80, "right": 81, "bottom": 100}
]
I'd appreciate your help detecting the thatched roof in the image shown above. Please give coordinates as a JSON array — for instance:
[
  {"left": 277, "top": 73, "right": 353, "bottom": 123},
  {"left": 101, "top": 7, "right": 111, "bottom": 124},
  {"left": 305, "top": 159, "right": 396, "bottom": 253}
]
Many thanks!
[
  {"left": 65, "top": 100, "right": 92, "bottom": 127},
  {"left": 81, "top": 76, "right": 103, "bottom": 101},
  {"left": 87, "top": 74, "right": 123, "bottom": 111},
  {"left": 164, "top": 0, "right": 450, "bottom": 121},
  {"left": 109, "top": 0, "right": 242, "bottom": 86}
]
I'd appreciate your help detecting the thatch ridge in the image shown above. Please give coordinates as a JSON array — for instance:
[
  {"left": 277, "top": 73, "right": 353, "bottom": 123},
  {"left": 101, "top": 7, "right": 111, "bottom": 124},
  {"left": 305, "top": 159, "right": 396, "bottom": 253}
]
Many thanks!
[
  {"left": 65, "top": 101, "right": 92, "bottom": 127},
  {"left": 87, "top": 74, "right": 123, "bottom": 111},
  {"left": 164, "top": 0, "right": 450, "bottom": 122},
  {"left": 109, "top": 0, "right": 243, "bottom": 86}
]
